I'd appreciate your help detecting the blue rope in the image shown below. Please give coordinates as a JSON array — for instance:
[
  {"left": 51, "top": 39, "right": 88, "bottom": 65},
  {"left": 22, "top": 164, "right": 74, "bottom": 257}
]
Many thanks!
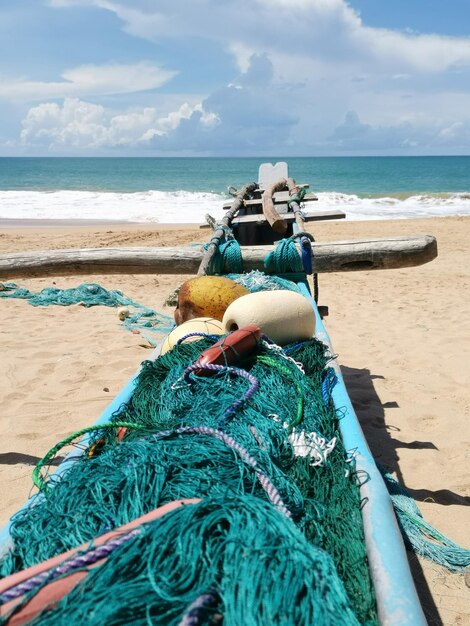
[
  {"left": 321, "top": 369, "right": 338, "bottom": 405},
  {"left": 301, "top": 241, "right": 313, "bottom": 275}
]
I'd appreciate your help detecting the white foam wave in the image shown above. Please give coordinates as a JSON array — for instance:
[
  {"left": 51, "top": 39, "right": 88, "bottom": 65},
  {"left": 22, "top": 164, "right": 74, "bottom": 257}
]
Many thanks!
[
  {"left": 1, "top": 189, "right": 470, "bottom": 223},
  {"left": 0, "top": 190, "right": 227, "bottom": 224},
  {"left": 315, "top": 192, "right": 470, "bottom": 220}
]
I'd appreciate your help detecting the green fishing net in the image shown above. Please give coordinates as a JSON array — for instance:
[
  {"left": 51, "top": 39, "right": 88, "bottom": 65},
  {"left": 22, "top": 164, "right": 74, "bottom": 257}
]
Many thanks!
[{"left": 0, "top": 332, "right": 377, "bottom": 625}]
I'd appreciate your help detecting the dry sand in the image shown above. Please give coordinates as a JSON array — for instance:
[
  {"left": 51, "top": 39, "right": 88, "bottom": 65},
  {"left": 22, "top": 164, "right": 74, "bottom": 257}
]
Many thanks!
[{"left": 0, "top": 216, "right": 468, "bottom": 625}]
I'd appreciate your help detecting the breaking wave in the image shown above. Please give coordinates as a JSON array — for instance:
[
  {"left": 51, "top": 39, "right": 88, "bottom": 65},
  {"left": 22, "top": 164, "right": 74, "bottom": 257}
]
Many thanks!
[{"left": 0, "top": 189, "right": 469, "bottom": 223}]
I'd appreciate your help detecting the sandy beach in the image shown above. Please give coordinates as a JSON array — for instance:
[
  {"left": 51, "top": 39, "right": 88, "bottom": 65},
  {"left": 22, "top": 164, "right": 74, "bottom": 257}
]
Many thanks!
[{"left": 0, "top": 216, "right": 468, "bottom": 625}]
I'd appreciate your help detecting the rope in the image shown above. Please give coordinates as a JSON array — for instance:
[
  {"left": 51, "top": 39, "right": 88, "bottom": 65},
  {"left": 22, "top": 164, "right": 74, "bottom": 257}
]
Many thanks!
[
  {"left": 0, "top": 529, "right": 141, "bottom": 603},
  {"left": 33, "top": 422, "right": 145, "bottom": 491},
  {"left": 152, "top": 426, "right": 292, "bottom": 519},
  {"left": 264, "top": 238, "right": 303, "bottom": 274},
  {"left": 264, "top": 233, "right": 314, "bottom": 275},
  {"left": 183, "top": 363, "right": 259, "bottom": 423},
  {"left": 287, "top": 187, "right": 307, "bottom": 207},
  {"left": 179, "top": 592, "right": 222, "bottom": 626},
  {"left": 204, "top": 240, "right": 243, "bottom": 275},
  {"left": 321, "top": 369, "right": 337, "bottom": 405}
]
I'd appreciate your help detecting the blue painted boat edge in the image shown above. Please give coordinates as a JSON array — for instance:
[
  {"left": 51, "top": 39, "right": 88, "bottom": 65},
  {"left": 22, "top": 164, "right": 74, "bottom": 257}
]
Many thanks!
[{"left": 299, "top": 283, "right": 427, "bottom": 626}]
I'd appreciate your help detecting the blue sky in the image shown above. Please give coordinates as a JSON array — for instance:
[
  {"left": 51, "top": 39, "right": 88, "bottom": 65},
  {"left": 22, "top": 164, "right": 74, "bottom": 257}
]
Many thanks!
[{"left": 0, "top": 0, "right": 469, "bottom": 156}]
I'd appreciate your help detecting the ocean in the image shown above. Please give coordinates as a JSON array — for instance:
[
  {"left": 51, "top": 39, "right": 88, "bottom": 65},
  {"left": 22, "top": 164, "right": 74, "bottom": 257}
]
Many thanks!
[{"left": 0, "top": 156, "right": 469, "bottom": 223}]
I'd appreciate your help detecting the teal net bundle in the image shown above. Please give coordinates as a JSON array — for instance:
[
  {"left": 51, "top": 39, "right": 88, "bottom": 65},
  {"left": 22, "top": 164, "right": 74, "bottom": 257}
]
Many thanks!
[
  {"left": 0, "top": 331, "right": 378, "bottom": 625},
  {"left": 380, "top": 469, "right": 470, "bottom": 572},
  {"left": 227, "top": 270, "right": 302, "bottom": 294},
  {"left": 0, "top": 282, "right": 174, "bottom": 343}
]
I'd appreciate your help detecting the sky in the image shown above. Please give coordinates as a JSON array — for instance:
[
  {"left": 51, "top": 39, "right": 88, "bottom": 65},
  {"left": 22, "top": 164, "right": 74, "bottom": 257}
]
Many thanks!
[{"left": 0, "top": 0, "right": 469, "bottom": 156}]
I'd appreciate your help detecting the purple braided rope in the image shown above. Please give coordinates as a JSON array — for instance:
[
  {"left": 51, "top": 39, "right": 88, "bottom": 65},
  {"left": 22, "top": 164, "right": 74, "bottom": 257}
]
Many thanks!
[
  {"left": 184, "top": 363, "right": 259, "bottom": 422},
  {"left": 155, "top": 426, "right": 291, "bottom": 518},
  {"left": 179, "top": 592, "right": 222, "bottom": 626},
  {"left": 0, "top": 529, "right": 140, "bottom": 603},
  {"left": 175, "top": 332, "right": 221, "bottom": 346}
]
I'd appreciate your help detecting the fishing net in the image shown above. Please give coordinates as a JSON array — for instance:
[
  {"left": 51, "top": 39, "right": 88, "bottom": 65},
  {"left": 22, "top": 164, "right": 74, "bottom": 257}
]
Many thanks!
[
  {"left": 0, "top": 331, "right": 378, "bottom": 625},
  {"left": 0, "top": 282, "right": 174, "bottom": 344},
  {"left": 227, "top": 270, "right": 302, "bottom": 293}
]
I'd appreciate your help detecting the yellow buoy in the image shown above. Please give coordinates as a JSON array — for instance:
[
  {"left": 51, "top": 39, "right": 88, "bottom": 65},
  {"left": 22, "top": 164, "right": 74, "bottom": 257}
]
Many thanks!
[
  {"left": 174, "top": 276, "right": 249, "bottom": 325},
  {"left": 222, "top": 290, "right": 315, "bottom": 346},
  {"left": 160, "top": 317, "right": 225, "bottom": 355}
]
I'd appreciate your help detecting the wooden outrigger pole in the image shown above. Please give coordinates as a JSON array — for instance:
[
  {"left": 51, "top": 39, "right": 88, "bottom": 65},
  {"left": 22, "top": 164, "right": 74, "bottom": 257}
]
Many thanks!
[{"left": 0, "top": 236, "right": 437, "bottom": 278}]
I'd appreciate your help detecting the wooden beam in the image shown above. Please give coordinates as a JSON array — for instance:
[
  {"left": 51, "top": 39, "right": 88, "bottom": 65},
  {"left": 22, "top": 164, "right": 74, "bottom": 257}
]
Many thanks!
[
  {"left": 200, "top": 209, "right": 346, "bottom": 228},
  {"left": 257, "top": 184, "right": 309, "bottom": 194},
  {"left": 0, "top": 235, "right": 437, "bottom": 277},
  {"left": 223, "top": 191, "right": 318, "bottom": 210}
]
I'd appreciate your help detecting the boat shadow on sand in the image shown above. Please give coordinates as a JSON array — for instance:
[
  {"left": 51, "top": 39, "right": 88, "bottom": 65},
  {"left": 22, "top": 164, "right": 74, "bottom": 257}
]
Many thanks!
[{"left": 341, "top": 364, "right": 470, "bottom": 626}]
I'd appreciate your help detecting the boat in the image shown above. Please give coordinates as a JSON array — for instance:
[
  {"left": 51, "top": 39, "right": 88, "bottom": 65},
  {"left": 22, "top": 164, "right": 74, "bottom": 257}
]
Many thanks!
[{"left": 0, "top": 163, "right": 437, "bottom": 625}]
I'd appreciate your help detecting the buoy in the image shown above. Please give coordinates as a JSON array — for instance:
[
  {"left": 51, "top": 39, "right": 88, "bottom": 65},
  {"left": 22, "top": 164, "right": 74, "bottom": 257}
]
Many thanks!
[
  {"left": 161, "top": 317, "right": 225, "bottom": 355},
  {"left": 117, "top": 306, "right": 130, "bottom": 321},
  {"left": 194, "top": 325, "right": 261, "bottom": 375},
  {"left": 174, "top": 276, "right": 248, "bottom": 325},
  {"left": 222, "top": 290, "right": 315, "bottom": 346}
]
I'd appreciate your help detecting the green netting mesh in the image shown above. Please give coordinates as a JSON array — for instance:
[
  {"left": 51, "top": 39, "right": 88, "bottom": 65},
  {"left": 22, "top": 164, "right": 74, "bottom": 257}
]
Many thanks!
[{"left": 0, "top": 331, "right": 378, "bottom": 625}]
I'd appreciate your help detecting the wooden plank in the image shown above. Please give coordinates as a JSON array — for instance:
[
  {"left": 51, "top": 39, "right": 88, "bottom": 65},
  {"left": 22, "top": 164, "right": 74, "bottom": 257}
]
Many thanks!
[
  {"left": 0, "top": 236, "right": 437, "bottom": 277},
  {"left": 200, "top": 209, "right": 346, "bottom": 228},
  {"left": 257, "top": 184, "right": 309, "bottom": 194},
  {"left": 223, "top": 191, "right": 317, "bottom": 209}
]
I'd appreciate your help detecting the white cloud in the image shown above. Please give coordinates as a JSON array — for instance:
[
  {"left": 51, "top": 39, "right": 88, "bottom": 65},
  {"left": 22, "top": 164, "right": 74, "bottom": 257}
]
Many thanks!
[
  {"left": 329, "top": 110, "right": 470, "bottom": 153},
  {"left": 12, "top": 0, "right": 470, "bottom": 154},
  {"left": 47, "top": 0, "right": 470, "bottom": 75},
  {"left": 0, "top": 62, "right": 176, "bottom": 101},
  {"left": 19, "top": 97, "right": 219, "bottom": 151}
]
